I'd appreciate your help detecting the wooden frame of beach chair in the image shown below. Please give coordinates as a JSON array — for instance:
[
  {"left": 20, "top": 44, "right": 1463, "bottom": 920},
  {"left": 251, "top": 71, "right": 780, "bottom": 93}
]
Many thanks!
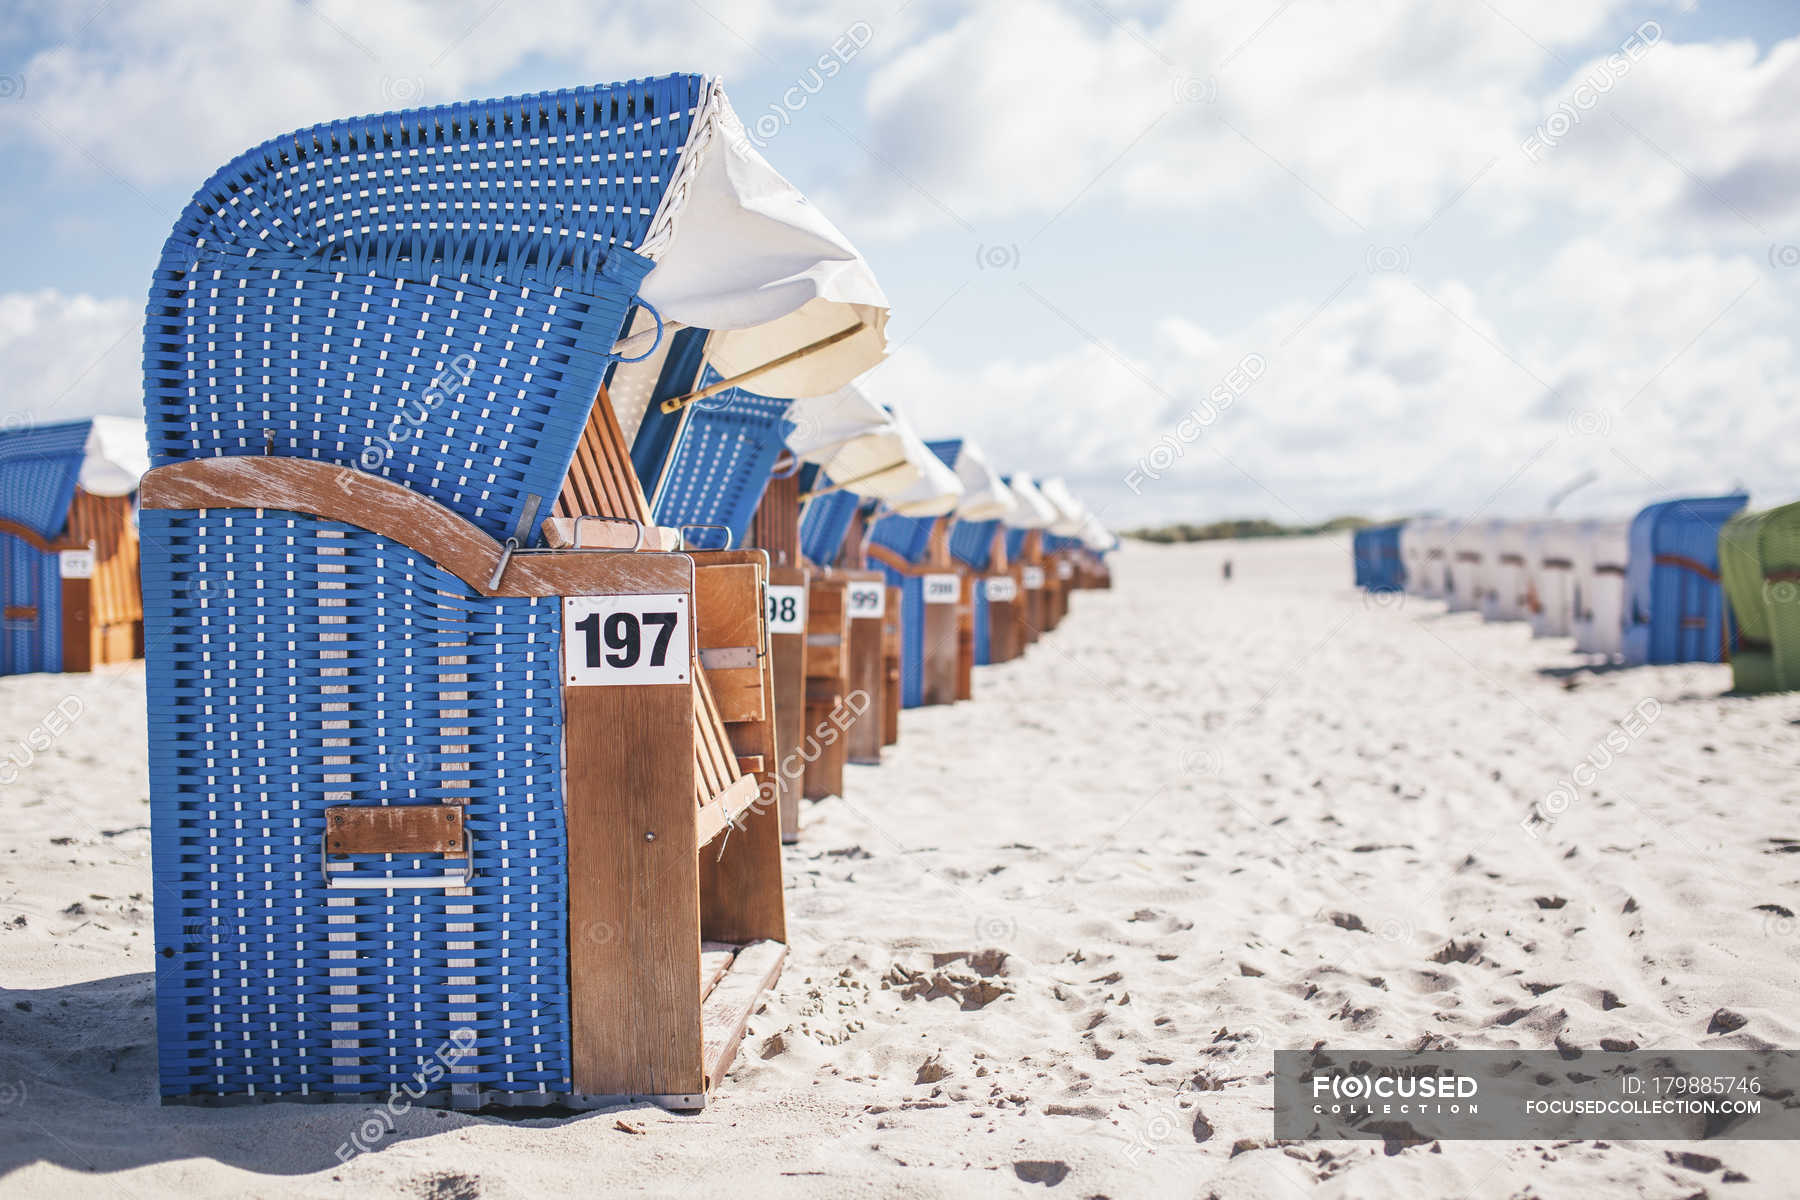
[
  {"left": 949, "top": 513, "right": 1018, "bottom": 667},
  {"left": 1753, "top": 503, "right": 1800, "bottom": 691},
  {"left": 142, "top": 456, "right": 784, "bottom": 1110},
  {"left": 882, "top": 586, "right": 903, "bottom": 744},
  {"left": 832, "top": 566, "right": 889, "bottom": 765},
  {"left": 0, "top": 423, "right": 144, "bottom": 676},
  {"left": 868, "top": 515, "right": 962, "bottom": 707},
  {"left": 1012, "top": 528, "right": 1047, "bottom": 647},
  {"left": 746, "top": 468, "right": 811, "bottom": 841},
  {"left": 802, "top": 573, "right": 852, "bottom": 797}
]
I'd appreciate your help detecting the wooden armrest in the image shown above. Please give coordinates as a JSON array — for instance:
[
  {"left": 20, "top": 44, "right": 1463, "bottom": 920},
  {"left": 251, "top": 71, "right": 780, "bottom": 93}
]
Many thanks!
[{"left": 141, "top": 457, "right": 691, "bottom": 598}]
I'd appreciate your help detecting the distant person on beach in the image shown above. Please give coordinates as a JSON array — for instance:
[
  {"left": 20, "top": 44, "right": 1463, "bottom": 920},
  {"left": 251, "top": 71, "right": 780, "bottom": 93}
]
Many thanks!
[{"left": 1222, "top": 559, "right": 1233, "bottom": 582}]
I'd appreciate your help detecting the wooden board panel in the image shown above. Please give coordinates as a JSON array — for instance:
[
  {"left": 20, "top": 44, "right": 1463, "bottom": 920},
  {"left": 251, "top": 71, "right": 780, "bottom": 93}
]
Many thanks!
[
  {"left": 555, "top": 382, "right": 655, "bottom": 523},
  {"left": 882, "top": 586, "right": 902, "bottom": 746},
  {"left": 955, "top": 570, "right": 976, "bottom": 702},
  {"left": 700, "top": 940, "right": 787, "bottom": 1092},
  {"left": 921, "top": 597, "right": 960, "bottom": 707},
  {"left": 324, "top": 804, "right": 467, "bottom": 857},
  {"left": 59, "top": 577, "right": 92, "bottom": 674},
  {"left": 566, "top": 679, "right": 704, "bottom": 1099},
  {"left": 839, "top": 570, "right": 886, "bottom": 766},
  {"left": 766, "top": 564, "right": 808, "bottom": 842}
]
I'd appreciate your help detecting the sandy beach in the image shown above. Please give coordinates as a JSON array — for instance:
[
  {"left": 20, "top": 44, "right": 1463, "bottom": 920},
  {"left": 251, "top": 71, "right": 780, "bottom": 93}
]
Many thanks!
[{"left": 2, "top": 532, "right": 1796, "bottom": 1198}]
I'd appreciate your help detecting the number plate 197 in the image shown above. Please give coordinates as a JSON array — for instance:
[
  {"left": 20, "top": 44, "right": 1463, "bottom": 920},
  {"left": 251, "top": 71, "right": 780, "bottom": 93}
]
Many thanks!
[{"left": 564, "top": 594, "right": 690, "bottom": 686}]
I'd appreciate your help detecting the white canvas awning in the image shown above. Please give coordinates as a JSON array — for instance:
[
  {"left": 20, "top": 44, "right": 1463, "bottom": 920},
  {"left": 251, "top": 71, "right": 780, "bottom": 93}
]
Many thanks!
[
  {"left": 946, "top": 439, "right": 1013, "bottom": 522},
  {"left": 883, "top": 406, "right": 964, "bottom": 518},
  {"left": 786, "top": 385, "right": 961, "bottom": 517},
  {"left": 627, "top": 80, "right": 889, "bottom": 402},
  {"left": 1079, "top": 514, "right": 1114, "bottom": 553},
  {"left": 1037, "top": 477, "right": 1088, "bottom": 536},
  {"left": 1003, "top": 474, "right": 1058, "bottom": 529},
  {"left": 80, "top": 415, "right": 149, "bottom": 497}
]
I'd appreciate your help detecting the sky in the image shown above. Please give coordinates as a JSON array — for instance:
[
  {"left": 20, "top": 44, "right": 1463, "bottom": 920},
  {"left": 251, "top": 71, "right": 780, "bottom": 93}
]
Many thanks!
[{"left": 2, "top": 0, "right": 1798, "bottom": 531}]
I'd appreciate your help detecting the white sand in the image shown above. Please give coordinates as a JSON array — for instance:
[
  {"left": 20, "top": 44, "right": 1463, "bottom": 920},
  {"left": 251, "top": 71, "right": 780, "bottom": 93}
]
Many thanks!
[{"left": 2, "top": 533, "right": 1796, "bottom": 1198}]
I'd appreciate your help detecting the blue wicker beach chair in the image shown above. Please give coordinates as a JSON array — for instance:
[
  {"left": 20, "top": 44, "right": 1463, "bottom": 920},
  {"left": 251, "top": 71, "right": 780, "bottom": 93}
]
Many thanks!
[
  {"left": 1621, "top": 494, "right": 1748, "bottom": 665},
  {"left": 141, "top": 76, "right": 821, "bottom": 1112},
  {"left": 0, "top": 418, "right": 147, "bottom": 675}
]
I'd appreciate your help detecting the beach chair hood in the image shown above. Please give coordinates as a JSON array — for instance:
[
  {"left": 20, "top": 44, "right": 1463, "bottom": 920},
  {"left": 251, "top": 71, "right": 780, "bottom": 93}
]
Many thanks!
[
  {"left": 883, "top": 406, "right": 964, "bottom": 517},
  {"left": 785, "top": 385, "right": 924, "bottom": 502},
  {"left": 1037, "top": 477, "right": 1088, "bottom": 536},
  {"left": 1080, "top": 514, "right": 1115, "bottom": 553},
  {"left": 942, "top": 439, "right": 1014, "bottom": 522},
  {"left": 633, "top": 81, "right": 888, "bottom": 400},
  {"left": 79, "top": 415, "right": 150, "bottom": 498},
  {"left": 1003, "top": 474, "right": 1058, "bottom": 529}
]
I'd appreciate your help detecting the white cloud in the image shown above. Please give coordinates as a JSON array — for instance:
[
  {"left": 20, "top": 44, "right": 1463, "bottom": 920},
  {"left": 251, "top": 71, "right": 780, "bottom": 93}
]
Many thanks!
[
  {"left": 0, "top": 0, "right": 893, "bottom": 190},
  {"left": 862, "top": 244, "right": 1800, "bottom": 528},
  {"left": 0, "top": 290, "right": 142, "bottom": 425},
  {"left": 839, "top": 0, "right": 1663, "bottom": 235}
]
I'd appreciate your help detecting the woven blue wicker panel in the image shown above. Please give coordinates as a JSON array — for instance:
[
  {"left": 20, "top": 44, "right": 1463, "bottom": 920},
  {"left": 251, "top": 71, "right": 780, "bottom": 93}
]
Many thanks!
[
  {"left": 650, "top": 387, "right": 794, "bottom": 549},
  {"left": 949, "top": 519, "right": 999, "bottom": 571},
  {"left": 1003, "top": 528, "right": 1028, "bottom": 561},
  {"left": 973, "top": 578, "right": 991, "bottom": 666},
  {"left": 143, "top": 507, "right": 569, "bottom": 1099},
  {"left": 0, "top": 533, "right": 60, "bottom": 676},
  {"left": 869, "top": 514, "right": 935, "bottom": 565},
  {"left": 0, "top": 420, "right": 88, "bottom": 541},
  {"left": 145, "top": 76, "right": 703, "bottom": 545},
  {"left": 799, "top": 486, "right": 860, "bottom": 569},
  {"left": 1623, "top": 494, "right": 1746, "bottom": 665},
  {"left": 871, "top": 565, "right": 925, "bottom": 708}
]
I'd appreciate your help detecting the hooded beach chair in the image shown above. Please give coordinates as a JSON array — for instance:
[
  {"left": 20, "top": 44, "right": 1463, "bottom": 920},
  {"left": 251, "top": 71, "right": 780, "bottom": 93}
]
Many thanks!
[
  {"left": 1525, "top": 520, "right": 1577, "bottom": 638},
  {"left": 931, "top": 439, "right": 1014, "bottom": 678},
  {"left": 1480, "top": 520, "right": 1530, "bottom": 622},
  {"left": 1036, "top": 478, "right": 1088, "bottom": 630},
  {"left": 1352, "top": 522, "right": 1406, "bottom": 592},
  {"left": 1570, "top": 519, "right": 1631, "bottom": 657},
  {"left": 1400, "top": 518, "right": 1450, "bottom": 599},
  {"left": 141, "top": 75, "right": 890, "bottom": 1111},
  {"left": 944, "top": 455, "right": 1020, "bottom": 666},
  {"left": 0, "top": 417, "right": 148, "bottom": 675},
  {"left": 1442, "top": 519, "right": 1493, "bottom": 613},
  {"left": 863, "top": 412, "right": 965, "bottom": 708},
  {"left": 1740, "top": 502, "right": 1800, "bottom": 691},
  {"left": 1621, "top": 494, "right": 1748, "bottom": 665},
  {"left": 1002, "top": 474, "right": 1058, "bottom": 645},
  {"left": 1716, "top": 507, "right": 1782, "bottom": 693}
]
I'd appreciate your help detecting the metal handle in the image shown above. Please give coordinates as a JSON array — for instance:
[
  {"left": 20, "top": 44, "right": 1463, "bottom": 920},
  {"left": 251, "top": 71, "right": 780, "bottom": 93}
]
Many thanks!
[
  {"left": 680, "top": 523, "right": 734, "bottom": 551},
  {"left": 322, "top": 831, "right": 477, "bottom": 891},
  {"left": 572, "top": 515, "right": 646, "bottom": 551}
]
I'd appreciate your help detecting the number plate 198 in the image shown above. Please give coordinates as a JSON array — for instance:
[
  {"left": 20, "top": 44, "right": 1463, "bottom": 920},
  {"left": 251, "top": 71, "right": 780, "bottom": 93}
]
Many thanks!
[
  {"left": 766, "top": 585, "right": 807, "bottom": 634},
  {"left": 564, "top": 594, "right": 690, "bottom": 686},
  {"left": 923, "top": 574, "right": 960, "bottom": 605}
]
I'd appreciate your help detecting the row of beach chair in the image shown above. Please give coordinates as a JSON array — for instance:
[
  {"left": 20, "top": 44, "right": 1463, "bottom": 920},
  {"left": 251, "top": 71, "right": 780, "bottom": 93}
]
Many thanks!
[
  {"left": 1367, "top": 494, "right": 1758, "bottom": 673},
  {"left": 131, "top": 76, "right": 1115, "bottom": 1113}
]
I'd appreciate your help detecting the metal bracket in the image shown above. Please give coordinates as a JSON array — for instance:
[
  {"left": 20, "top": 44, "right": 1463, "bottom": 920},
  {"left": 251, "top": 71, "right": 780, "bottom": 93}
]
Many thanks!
[{"left": 322, "top": 832, "right": 478, "bottom": 891}]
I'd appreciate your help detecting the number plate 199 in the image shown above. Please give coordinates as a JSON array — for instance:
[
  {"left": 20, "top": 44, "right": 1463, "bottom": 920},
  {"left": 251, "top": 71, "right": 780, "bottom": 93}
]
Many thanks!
[
  {"left": 846, "top": 581, "right": 885, "bottom": 619},
  {"left": 564, "top": 594, "right": 690, "bottom": 686}
]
